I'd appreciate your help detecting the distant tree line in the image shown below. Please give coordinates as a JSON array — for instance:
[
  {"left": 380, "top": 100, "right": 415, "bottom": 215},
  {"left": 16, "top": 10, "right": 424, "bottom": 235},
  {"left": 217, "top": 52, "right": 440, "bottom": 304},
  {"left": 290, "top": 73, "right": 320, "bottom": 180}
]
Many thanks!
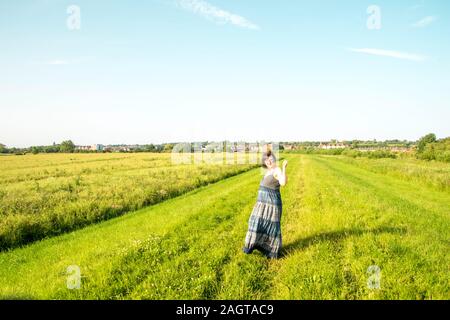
[
  {"left": 0, "top": 140, "right": 174, "bottom": 155},
  {"left": 1, "top": 135, "right": 449, "bottom": 162},
  {"left": 280, "top": 139, "right": 414, "bottom": 149},
  {"left": 283, "top": 134, "right": 449, "bottom": 163},
  {"left": 0, "top": 141, "right": 77, "bottom": 155},
  {"left": 416, "top": 134, "right": 450, "bottom": 162},
  {"left": 290, "top": 147, "right": 398, "bottom": 159}
]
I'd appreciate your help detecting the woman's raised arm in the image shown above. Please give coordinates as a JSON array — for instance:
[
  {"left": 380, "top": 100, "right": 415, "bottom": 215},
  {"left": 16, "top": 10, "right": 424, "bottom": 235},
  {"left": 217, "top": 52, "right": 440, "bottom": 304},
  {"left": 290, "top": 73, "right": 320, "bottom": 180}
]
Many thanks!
[{"left": 274, "top": 160, "right": 288, "bottom": 186}]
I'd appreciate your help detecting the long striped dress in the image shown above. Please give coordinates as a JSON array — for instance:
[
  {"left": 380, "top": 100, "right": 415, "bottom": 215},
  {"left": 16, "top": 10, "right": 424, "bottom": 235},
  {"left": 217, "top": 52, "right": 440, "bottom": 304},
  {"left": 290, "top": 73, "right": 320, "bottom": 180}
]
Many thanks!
[{"left": 243, "top": 172, "right": 282, "bottom": 259}]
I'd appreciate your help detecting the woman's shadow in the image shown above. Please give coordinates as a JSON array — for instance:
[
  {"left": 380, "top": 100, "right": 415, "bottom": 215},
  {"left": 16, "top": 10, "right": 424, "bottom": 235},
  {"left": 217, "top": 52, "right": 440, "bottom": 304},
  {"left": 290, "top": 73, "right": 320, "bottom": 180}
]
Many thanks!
[{"left": 279, "top": 226, "right": 407, "bottom": 258}]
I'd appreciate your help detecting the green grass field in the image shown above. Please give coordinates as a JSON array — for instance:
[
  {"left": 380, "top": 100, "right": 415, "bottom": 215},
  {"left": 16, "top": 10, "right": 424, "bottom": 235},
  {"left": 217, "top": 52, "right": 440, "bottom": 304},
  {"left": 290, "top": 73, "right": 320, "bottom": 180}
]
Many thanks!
[
  {"left": 0, "top": 153, "right": 255, "bottom": 250},
  {"left": 0, "top": 154, "right": 448, "bottom": 300}
]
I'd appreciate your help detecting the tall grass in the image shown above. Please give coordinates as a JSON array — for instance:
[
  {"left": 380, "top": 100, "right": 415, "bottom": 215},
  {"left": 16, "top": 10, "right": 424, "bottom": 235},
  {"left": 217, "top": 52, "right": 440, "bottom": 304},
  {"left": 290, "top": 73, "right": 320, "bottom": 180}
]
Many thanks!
[
  {"left": 0, "top": 153, "right": 256, "bottom": 250},
  {"left": 0, "top": 155, "right": 448, "bottom": 299},
  {"left": 332, "top": 156, "right": 450, "bottom": 191}
]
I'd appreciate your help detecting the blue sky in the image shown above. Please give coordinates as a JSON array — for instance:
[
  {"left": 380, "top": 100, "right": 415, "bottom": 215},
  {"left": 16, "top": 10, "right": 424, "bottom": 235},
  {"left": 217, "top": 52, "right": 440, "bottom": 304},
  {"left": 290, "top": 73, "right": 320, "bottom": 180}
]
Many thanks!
[{"left": 1, "top": 0, "right": 449, "bottom": 147}]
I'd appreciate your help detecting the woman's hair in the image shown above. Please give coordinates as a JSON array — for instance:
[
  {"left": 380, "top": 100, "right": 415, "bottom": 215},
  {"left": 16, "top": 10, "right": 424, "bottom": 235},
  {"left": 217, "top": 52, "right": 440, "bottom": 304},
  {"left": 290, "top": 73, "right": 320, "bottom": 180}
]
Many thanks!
[{"left": 262, "top": 150, "right": 276, "bottom": 168}]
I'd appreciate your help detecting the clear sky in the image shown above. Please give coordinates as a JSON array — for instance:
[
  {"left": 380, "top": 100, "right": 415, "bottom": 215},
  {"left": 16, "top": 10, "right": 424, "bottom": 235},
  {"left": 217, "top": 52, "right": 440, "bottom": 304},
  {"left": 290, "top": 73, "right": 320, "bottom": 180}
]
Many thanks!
[{"left": 1, "top": 0, "right": 449, "bottom": 147}]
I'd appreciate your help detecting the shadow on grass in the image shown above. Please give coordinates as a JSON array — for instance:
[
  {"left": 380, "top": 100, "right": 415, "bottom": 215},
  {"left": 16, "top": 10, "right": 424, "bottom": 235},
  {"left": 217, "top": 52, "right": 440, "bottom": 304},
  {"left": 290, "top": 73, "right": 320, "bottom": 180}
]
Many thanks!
[{"left": 280, "top": 226, "right": 407, "bottom": 258}]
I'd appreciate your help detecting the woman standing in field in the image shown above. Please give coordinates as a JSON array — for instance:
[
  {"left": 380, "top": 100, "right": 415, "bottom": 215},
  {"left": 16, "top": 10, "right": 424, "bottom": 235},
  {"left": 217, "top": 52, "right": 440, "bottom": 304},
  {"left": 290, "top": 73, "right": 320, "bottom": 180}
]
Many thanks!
[{"left": 243, "top": 150, "right": 288, "bottom": 259}]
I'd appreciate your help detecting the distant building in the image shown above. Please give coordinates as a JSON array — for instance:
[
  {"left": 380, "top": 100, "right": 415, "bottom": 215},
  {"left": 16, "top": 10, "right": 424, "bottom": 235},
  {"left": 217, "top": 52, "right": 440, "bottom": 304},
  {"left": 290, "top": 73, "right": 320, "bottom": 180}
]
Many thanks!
[
  {"left": 103, "top": 145, "right": 131, "bottom": 152},
  {"left": 75, "top": 145, "right": 91, "bottom": 151},
  {"left": 75, "top": 144, "right": 104, "bottom": 152},
  {"left": 92, "top": 144, "right": 104, "bottom": 151},
  {"left": 318, "top": 142, "right": 346, "bottom": 149},
  {"left": 283, "top": 144, "right": 295, "bottom": 151}
]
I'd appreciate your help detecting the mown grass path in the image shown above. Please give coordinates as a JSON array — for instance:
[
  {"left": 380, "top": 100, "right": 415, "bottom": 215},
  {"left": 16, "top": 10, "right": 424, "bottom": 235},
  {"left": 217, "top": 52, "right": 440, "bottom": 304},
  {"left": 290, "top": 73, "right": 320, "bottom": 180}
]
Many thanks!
[{"left": 0, "top": 155, "right": 448, "bottom": 299}]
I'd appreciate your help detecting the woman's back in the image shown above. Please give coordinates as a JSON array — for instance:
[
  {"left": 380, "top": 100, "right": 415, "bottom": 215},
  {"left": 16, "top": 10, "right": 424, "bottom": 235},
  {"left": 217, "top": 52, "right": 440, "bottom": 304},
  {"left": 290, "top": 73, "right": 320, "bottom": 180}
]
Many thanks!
[{"left": 260, "top": 172, "right": 281, "bottom": 190}]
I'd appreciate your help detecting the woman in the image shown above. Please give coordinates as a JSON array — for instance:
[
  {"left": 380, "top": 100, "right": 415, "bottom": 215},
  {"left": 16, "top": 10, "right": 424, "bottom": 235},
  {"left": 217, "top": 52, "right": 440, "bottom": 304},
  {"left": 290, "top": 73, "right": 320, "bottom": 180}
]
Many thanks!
[{"left": 243, "top": 150, "right": 288, "bottom": 259}]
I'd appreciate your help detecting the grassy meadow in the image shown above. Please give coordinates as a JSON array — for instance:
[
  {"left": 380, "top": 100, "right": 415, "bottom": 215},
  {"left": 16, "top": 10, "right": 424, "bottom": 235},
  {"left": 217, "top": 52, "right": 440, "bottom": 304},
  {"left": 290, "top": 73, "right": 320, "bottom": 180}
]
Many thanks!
[
  {"left": 0, "top": 154, "right": 449, "bottom": 299},
  {"left": 0, "top": 153, "right": 256, "bottom": 250}
]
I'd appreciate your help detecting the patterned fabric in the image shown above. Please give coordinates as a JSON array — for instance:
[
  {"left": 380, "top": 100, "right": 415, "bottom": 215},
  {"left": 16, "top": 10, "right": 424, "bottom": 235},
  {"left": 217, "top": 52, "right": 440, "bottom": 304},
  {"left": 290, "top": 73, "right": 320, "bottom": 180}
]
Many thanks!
[{"left": 243, "top": 174, "right": 282, "bottom": 259}]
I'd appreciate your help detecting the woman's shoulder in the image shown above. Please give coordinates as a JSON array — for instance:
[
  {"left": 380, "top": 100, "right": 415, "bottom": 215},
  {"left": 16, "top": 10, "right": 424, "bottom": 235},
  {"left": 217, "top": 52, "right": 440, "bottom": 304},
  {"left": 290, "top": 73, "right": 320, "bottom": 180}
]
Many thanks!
[
  {"left": 272, "top": 166, "right": 286, "bottom": 186},
  {"left": 270, "top": 167, "right": 282, "bottom": 179},
  {"left": 273, "top": 167, "right": 282, "bottom": 175}
]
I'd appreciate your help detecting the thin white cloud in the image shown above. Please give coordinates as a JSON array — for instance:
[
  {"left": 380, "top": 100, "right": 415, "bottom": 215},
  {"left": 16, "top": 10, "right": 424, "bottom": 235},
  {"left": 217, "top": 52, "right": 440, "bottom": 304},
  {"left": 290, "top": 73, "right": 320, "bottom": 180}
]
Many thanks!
[
  {"left": 175, "top": 0, "right": 259, "bottom": 30},
  {"left": 37, "top": 57, "right": 93, "bottom": 66},
  {"left": 412, "top": 16, "right": 437, "bottom": 28},
  {"left": 348, "top": 48, "right": 426, "bottom": 62},
  {"left": 46, "top": 60, "right": 69, "bottom": 65}
]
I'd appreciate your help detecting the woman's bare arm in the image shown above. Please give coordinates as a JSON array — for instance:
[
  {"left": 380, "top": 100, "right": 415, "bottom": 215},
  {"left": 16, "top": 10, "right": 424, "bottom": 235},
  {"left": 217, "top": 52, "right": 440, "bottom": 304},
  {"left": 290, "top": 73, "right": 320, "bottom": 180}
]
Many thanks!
[{"left": 274, "top": 160, "right": 288, "bottom": 186}]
